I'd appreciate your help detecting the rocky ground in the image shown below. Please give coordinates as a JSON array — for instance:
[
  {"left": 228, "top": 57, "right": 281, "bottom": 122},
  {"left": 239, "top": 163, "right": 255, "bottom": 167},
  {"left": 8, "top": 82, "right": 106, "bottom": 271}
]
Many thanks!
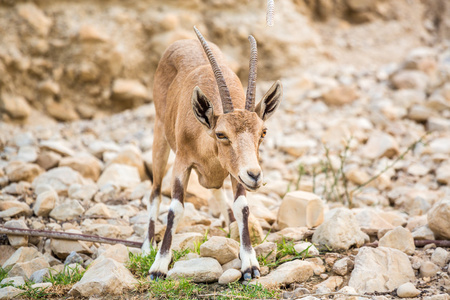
[{"left": 1, "top": 0, "right": 450, "bottom": 300}]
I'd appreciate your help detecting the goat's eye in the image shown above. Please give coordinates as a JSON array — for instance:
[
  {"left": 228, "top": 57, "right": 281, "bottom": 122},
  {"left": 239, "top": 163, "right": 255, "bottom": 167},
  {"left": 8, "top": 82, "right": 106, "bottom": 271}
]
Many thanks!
[
  {"left": 216, "top": 133, "right": 228, "bottom": 140},
  {"left": 261, "top": 129, "right": 267, "bottom": 139}
]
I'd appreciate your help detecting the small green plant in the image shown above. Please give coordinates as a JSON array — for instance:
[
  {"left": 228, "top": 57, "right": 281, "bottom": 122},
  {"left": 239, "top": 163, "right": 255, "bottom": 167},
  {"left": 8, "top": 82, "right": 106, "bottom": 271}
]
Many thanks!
[
  {"left": 44, "top": 264, "right": 85, "bottom": 285},
  {"left": 193, "top": 229, "right": 209, "bottom": 254},
  {"left": 144, "top": 277, "right": 204, "bottom": 299},
  {"left": 257, "top": 250, "right": 274, "bottom": 267},
  {"left": 276, "top": 238, "right": 297, "bottom": 258},
  {"left": 170, "top": 248, "right": 190, "bottom": 268},
  {"left": 127, "top": 247, "right": 158, "bottom": 279},
  {"left": 0, "top": 267, "right": 11, "bottom": 286},
  {"left": 19, "top": 282, "right": 53, "bottom": 299}
]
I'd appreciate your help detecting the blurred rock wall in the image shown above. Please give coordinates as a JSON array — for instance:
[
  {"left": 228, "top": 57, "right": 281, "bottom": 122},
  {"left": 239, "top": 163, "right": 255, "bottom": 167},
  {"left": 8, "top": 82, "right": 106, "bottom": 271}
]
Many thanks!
[{"left": 0, "top": 0, "right": 447, "bottom": 122}]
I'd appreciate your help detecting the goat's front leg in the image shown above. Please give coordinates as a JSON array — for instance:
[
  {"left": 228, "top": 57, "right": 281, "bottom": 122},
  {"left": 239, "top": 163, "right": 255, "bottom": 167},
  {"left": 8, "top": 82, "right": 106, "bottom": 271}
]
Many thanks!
[
  {"left": 231, "top": 177, "right": 260, "bottom": 280},
  {"left": 149, "top": 161, "right": 190, "bottom": 280}
]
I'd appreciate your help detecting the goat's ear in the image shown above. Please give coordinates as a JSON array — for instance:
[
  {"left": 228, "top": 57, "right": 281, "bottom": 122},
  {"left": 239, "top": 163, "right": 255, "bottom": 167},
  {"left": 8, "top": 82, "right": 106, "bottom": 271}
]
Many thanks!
[
  {"left": 255, "top": 80, "right": 282, "bottom": 121},
  {"left": 192, "top": 86, "right": 215, "bottom": 129}
]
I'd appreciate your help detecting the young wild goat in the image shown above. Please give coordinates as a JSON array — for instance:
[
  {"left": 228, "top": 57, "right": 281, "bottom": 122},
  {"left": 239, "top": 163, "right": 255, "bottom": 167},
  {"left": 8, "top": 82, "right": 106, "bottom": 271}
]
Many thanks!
[{"left": 142, "top": 26, "right": 282, "bottom": 280}]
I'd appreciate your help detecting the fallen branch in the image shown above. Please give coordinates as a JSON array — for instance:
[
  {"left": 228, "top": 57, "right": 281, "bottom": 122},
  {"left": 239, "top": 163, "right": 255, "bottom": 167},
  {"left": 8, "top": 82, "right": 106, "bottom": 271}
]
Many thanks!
[{"left": 0, "top": 226, "right": 142, "bottom": 248}]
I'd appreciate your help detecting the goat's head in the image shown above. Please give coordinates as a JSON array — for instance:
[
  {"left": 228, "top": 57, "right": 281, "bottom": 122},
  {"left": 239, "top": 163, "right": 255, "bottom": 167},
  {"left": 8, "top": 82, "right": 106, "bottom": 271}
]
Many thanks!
[{"left": 191, "top": 27, "right": 283, "bottom": 191}]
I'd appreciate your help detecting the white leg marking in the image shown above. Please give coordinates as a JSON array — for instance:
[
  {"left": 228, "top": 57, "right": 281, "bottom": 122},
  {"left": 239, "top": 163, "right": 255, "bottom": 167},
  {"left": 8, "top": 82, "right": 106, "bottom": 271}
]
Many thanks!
[
  {"left": 233, "top": 195, "right": 260, "bottom": 279},
  {"left": 142, "top": 191, "right": 160, "bottom": 255},
  {"left": 149, "top": 199, "right": 184, "bottom": 278}
]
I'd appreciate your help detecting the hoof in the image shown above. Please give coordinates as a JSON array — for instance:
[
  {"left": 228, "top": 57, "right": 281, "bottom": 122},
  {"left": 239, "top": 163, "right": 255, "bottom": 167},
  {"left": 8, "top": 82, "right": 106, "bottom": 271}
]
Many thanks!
[{"left": 149, "top": 271, "right": 166, "bottom": 281}]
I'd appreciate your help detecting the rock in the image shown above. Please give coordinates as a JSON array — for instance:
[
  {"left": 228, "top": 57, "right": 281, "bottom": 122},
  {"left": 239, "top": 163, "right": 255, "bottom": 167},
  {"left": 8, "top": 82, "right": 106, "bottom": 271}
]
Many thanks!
[
  {"left": 2, "top": 247, "right": 42, "bottom": 269},
  {"left": 0, "top": 246, "right": 16, "bottom": 266},
  {"left": 412, "top": 225, "right": 435, "bottom": 240},
  {"left": 108, "top": 146, "right": 145, "bottom": 180},
  {"left": 46, "top": 101, "right": 79, "bottom": 122},
  {"left": 112, "top": 79, "right": 149, "bottom": 102},
  {"left": 169, "top": 233, "right": 203, "bottom": 252},
  {"left": 33, "top": 190, "right": 58, "bottom": 217},
  {"left": 50, "top": 237, "right": 92, "bottom": 259},
  {"left": 15, "top": 146, "right": 38, "bottom": 163},
  {"left": 49, "top": 200, "right": 85, "bottom": 221},
  {"left": 64, "top": 251, "right": 84, "bottom": 265},
  {"left": 361, "top": 131, "right": 399, "bottom": 159},
  {"left": 391, "top": 70, "right": 428, "bottom": 90},
  {"left": 59, "top": 154, "right": 102, "bottom": 181},
  {"left": 424, "top": 295, "right": 450, "bottom": 300},
  {"left": 0, "top": 276, "right": 25, "bottom": 287},
  {"left": 78, "top": 24, "right": 109, "bottom": 42},
  {"left": 229, "top": 213, "right": 264, "bottom": 244},
  {"left": 420, "top": 261, "right": 440, "bottom": 277},
  {"left": 431, "top": 248, "right": 449, "bottom": 267},
  {"left": 427, "top": 138, "right": 450, "bottom": 155},
  {"left": 68, "top": 183, "right": 98, "bottom": 201},
  {"left": 17, "top": 3, "right": 52, "bottom": 36},
  {"left": 0, "top": 201, "right": 32, "bottom": 218},
  {"left": 168, "top": 257, "right": 223, "bottom": 283},
  {"left": 97, "top": 163, "right": 140, "bottom": 189},
  {"left": 278, "top": 138, "right": 317, "bottom": 158},
  {"left": 436, "top": 163, "right": 450, "bottom": 185},
  {"left": 81, "top": 223, "right": 124, "bottom": 239},
  {"left": 294, "top": 242, "right": 319, "bottom": 256},
  {"left": 354, "top": 209, "right": 395, "bottom": 230},
  {"left": 378, "top": 226, "right": 415, "bottom": 255},
  {"left": 266, "top": 227, "right": 310, "bottom": 243},
  {"left": 88, "top": 141, "right": 121, "bottom": 158},
  {"left": 3, "top": 220, "right": 29, "bottom": 248},
  {"left": 253, "top": 260, "right": 313, "bottom": 289},
  {"left": 312, "top": 208, "right": 368, "bottom": 250},
  {"left": 427, "top": 199, "right": 450, "bottom": 239},
  {"left": 0, "top": 93, "right": 31, "bottom": 119},
  {"left": 85, "top": 203, "right": 112, "bottom": 218},
  {"left": 322, "top": 86, "right": 359, "bottom": 105},
  {"left": 70, "top": 258, "right": 138, "bottom": 297},
  {"left": 98, "top": 244, "right": 129, "bottom": 264},
  {"left": 221, "top": 258, "right": 241, "bottom": 272},
  {"left": 349, "top": 247, "right": 415, "bottom": 293},
  {"left": 218, "top": 269, "right": 242, "bottom": 284},
  {"left": 40, "top": 141, "right": 75, "bottom": 157},
  {"left": 0, "top": 286, "right": 22, "bottom": 299},
  {"left": 314, "top": 275, "right": 343, "bottom": 293},
  {"left": 200, "top": 236, "right": 239, "bottom": 265},
  {"left": 396, "top": 282, "right": 421, "bottom": 298},
  {"left": 31, "top": 282, "right": 52, "bottom": 289},
  {"left": 427, "top": 117, "right": 450, "bottom": 132},
  {"left": 36, "top": 150, "right": 61, "bottom": 170},
  {"left": 5, "top": 161, "right": 43, "bottom": 183},
  {"left": 332, "top": 257, "right": 354, "bottom": 276},
  {"left": 32, "top": 167, "right": 87, "bottom": 196},
  {"left": 254, "top": 242, "right": 277, "bottom": 263},
  {"left": 277, "top": 191, "right": 325, "bottom": 229},
  {"left": 30, "top": 268, "right": 50, "bottom": 283},
  {"left": 8, "top": 257, "right": 50, "bottom": 279}
]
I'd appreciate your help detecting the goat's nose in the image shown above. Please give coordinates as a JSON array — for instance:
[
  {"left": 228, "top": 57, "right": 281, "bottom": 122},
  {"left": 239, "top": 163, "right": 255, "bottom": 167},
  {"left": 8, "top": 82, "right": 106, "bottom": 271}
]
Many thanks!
[{"left": 247, "top": 170, "right": 261, "bottom": 182}]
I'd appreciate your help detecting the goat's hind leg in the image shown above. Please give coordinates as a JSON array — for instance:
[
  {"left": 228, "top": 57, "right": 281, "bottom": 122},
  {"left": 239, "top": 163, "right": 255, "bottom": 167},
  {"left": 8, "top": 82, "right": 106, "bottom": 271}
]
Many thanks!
[
  {"left": 149, "top": 159, "right": 190, "bottom": 280},
  {"left": 142, "top": 117, "right": 170, "bottom": 255}
]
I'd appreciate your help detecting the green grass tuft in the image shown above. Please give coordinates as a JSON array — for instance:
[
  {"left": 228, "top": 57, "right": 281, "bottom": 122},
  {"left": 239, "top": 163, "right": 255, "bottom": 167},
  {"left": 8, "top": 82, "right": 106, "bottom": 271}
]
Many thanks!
[
  {"left": 0, "top": 267, "right": 11, "bottom": 287},
  {"left": 18, "top": 282, "right": 53, "bottom": 299},
  {"left": 127, "top": 247, "right": 158, "bottom": 279},
  {"left": 44, "top": 264, "right": 85, "bottom": 285},
  {"left": 143, "top": 277, "right": 204, "bottom": 300}
]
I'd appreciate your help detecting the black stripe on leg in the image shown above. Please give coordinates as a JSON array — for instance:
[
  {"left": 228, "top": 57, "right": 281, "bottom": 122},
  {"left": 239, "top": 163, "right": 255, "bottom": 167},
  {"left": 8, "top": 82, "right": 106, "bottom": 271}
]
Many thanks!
[
  {"left": 241, "top": 206, "right": 252, "bottom": 251},
  {"left": 234, "top": 184, "right": 246, "bottom": 200},
  {"left": 148, "top": 219, "right": 155, "bottom": 244},
  {"left": 160, "top": 209, "right": 174, "bottom": 255},
  {"left": 228, "top": 208, "right": 236, "bottom": 223},
  {"left": 172, "top": 178, "right": 184, "bottom": 203}
]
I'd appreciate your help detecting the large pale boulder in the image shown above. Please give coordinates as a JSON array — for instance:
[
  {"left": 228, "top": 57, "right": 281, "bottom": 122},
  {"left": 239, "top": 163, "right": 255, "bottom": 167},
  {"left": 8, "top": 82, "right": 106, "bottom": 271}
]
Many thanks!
[
  {"left": 0, "top": 286, "right": 23, "bottom": 299},
  {"left": 253, "top": 260, "right": 313, "bottom": 289},
  {"left": 349, "top": 247, "right": 415, "bottom": 293},
  {"left": 32, "top": 167, "right": 87, "bottom": 196},
  {"left": 8, "top": 257, "right": 50, "bottom": 279},
  {"left": 50, "top": 237, "right": 93, "bottom": 259},
  {"left": 2, "top": 247, "right": 42, "bottom": 269},
  {"left": 49, "top": 200, "right": 85, "bottom": 221},
  {"left": 70, "top": 258, "right": 138, "bottom": 297},
  {"left": 59, "top": 154, "right": 102, "bottom": 181},
  {"left": 277, "top": 191, "right": 325, "bottom": 229},
  {"left": 33, "top": 190, "right": 58, "bottom": 217},
  {"left": 0, "top": 201, "right": 32, "bottom": 218},
  {"left": 378, "top": 226, "right": 415, "bottom": 255},
  {"left": 168, "top": 257, "right": 223, "bottom": 283},
  {"left": 427, "top": 199, "right": 450, "bottom": 239},
  {"left": 312, "top": 208, "right": 368, "bottom": 250},
  {"left": 97, "top": 163, "right": 140, "bottom": 189},
  {"left": 5, "top": 161, "right": 43, "bottom": 183},
  {"left": 200, "top": 236, "right": 239, "bottom": 265},
  {"left": 107, "top": 146, "right": 145, "bottom": 180}
]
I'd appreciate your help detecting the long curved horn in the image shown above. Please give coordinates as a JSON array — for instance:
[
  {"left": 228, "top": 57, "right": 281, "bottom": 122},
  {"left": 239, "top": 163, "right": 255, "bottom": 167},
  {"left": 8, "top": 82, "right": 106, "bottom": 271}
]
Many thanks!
[
  {"left": 245, "top": 35, "right": 257, "bottom": 112},
  {"left": 193, "top": 26, "right": 234, "bottom": 114}
]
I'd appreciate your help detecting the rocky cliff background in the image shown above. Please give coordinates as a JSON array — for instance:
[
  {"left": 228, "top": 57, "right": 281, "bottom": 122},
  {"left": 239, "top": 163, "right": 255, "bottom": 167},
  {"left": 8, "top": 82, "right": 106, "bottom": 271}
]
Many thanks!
[{"left": 0, "top": 0, "right": 449, "bottom": 122}]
